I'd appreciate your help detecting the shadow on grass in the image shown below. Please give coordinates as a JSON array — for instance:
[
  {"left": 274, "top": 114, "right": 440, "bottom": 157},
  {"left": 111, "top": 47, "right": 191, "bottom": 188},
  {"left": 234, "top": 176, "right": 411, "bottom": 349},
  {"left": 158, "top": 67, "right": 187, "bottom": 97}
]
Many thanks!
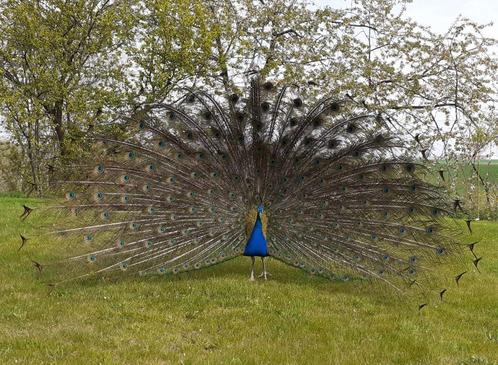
[{"left": 38, "top": 256, "right": 382, "bottom": 304}]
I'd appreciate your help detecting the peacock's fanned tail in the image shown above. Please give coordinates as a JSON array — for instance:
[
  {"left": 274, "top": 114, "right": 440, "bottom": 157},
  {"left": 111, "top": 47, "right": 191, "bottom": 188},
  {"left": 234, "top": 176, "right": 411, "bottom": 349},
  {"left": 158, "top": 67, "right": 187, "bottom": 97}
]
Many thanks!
[{"left": 25, "top": 79, "right": 474, "bottom": 304}]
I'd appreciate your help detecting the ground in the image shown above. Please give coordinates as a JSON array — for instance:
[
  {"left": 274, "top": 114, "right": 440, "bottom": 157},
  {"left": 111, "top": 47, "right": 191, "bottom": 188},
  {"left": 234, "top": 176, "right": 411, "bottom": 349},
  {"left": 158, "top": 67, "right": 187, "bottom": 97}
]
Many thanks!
[{"left": 0, "top": 196, "right": 497, "bottom": 365}]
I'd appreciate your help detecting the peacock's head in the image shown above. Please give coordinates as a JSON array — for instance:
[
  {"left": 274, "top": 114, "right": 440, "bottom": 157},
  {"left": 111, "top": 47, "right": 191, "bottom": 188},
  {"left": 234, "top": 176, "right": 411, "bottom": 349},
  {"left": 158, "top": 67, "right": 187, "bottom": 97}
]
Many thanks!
[{"left": 257, "top": 204, "right": 264, "bottom": 214}]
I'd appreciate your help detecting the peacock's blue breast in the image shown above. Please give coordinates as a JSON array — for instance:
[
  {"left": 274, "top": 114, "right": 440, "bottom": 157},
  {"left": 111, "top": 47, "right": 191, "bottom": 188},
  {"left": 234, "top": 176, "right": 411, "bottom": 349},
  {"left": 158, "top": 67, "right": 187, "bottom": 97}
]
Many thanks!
[{"left": 243, "top": 215, "right": 268, "bottom": 257}]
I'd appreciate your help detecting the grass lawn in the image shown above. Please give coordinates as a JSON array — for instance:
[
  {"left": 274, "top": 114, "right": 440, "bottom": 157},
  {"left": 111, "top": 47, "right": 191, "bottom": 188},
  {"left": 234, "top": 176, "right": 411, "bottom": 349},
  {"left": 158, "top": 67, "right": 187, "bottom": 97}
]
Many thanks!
[{"left": 0, "top": 196, "right": 497, "bottom": 364}]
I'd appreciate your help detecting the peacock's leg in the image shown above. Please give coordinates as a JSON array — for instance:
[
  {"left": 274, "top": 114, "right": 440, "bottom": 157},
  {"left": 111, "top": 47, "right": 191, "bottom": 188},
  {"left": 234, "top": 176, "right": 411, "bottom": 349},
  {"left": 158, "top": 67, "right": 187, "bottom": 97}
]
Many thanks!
[
  {"left": 258, "top": 257, "right": 270, "bottom": 280},
  {"left": 249, "top": 256, "right": 255, "bottom": 281}
]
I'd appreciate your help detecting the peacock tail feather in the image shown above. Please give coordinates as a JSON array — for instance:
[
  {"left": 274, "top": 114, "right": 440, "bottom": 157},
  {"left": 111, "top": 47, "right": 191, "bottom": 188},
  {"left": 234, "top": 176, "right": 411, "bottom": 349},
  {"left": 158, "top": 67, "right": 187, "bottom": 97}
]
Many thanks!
[{"left": 20, "top": 78, "right": 478, "bottom": 308}]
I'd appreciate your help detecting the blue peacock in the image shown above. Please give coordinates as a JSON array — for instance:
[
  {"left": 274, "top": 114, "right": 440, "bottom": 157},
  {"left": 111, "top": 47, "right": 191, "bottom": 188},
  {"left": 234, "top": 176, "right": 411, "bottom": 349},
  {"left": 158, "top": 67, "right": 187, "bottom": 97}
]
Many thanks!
[{"left": 22, "top": 78, "right": 480, "bottom": 308}]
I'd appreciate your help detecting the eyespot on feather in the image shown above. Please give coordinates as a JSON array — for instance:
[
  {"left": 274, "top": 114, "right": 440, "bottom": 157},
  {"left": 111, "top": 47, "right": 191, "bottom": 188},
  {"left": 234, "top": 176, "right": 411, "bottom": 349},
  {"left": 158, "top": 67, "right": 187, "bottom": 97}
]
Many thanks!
[
  {"left": 263, "top": 81, "right": 274, "bottom": 91},
  {"left": 293, "top": 98, "right": 303, "bottom": 108}
]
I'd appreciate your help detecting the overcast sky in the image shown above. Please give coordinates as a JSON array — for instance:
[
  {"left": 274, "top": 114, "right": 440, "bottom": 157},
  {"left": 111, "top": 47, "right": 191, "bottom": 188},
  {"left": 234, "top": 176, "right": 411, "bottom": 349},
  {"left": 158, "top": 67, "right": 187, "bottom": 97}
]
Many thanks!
[{"left": 315, "top": 0, "right": 498, "bottom": 38}]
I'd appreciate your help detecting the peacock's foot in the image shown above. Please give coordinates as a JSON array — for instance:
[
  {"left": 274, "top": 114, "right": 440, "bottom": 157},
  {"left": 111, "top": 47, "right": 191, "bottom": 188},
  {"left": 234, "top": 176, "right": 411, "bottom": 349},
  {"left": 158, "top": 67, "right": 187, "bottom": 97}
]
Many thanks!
[
  {"left": 258, "top": 272, "right": 271, "bottom": 279},
  {"left": 249, "top": 275, "right": 255, "bottom": 281}
]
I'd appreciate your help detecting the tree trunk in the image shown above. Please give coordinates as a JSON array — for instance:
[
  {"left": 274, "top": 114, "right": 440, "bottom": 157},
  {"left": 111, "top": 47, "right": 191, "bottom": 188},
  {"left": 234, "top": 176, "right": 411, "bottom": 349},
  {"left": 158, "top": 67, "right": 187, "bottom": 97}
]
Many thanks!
[
  {"left": 52, "top": 99, "right": 66, "bottom": 156},
  {"left": 25, "top": 136, "right": 40, "bottom": 196}
]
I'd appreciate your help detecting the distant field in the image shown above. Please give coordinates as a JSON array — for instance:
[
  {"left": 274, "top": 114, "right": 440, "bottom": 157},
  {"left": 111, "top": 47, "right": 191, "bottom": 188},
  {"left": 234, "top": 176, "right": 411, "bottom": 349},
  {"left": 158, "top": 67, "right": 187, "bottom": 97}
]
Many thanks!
[
  {"left": 429, "top": 160, "right": 497, "bottom": 219},
  {"left": 458, "top": 160, "right": 498, "bottom": 183},
  {"left": 0, "top": 196, "right": 497, "bottom": 364},
  {"left": 432, "top": 160, "right": 498, "bottom": 183}
]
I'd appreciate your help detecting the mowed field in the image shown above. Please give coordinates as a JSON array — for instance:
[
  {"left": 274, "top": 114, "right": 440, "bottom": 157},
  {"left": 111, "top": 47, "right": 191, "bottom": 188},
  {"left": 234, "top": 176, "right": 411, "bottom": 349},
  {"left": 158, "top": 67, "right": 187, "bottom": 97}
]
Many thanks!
[
  {"left": 467, "top": 160, "right": 498, "bottom": 179},
  {"left": 0, "top": 195, "right": 497, "bottom": 365},
  {"left": 451, "top": 160, "right": 498, "bottom": 190},
  {"left": 432, "top": 160, "right": 497, "bottom": 219}
]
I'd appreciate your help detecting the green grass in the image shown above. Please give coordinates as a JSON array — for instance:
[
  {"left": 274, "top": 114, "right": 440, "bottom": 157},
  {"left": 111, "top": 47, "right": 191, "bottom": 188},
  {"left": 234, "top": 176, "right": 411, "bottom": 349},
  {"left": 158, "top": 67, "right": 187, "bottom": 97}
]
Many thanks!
[{"left": 1, "top": 196, "right": 497, "bottom": 365}]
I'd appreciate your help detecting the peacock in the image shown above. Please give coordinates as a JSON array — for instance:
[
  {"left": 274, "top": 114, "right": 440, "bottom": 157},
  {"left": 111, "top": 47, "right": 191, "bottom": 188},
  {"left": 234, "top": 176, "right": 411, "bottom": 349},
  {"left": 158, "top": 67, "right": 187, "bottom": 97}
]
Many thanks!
[{"left": 21, "top": 77, "right": 480, "bottom": 309}]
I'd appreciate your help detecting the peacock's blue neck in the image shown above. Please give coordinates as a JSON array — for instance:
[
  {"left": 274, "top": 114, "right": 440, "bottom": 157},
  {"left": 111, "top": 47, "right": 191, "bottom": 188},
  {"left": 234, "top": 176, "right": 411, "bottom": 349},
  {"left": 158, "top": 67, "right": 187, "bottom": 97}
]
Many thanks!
[{"left": 243, "top": 214, "right": 268, "bottom": 257}]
